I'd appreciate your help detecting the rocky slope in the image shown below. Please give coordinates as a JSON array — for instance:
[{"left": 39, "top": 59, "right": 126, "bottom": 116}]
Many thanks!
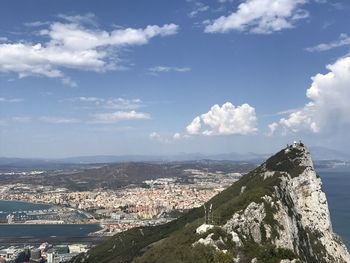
[{"left": 71, "top": 143, "right": 350, "bottom": 263}]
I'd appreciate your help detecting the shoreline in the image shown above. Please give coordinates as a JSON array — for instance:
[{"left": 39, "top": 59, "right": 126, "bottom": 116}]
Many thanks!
[
  {"left": 0, "top": 222, "right": 100, "bottom": 225},
  {"left": 0, "top": 199, "right": 100, "bottom": 227},
  {"left": 0, "top": 236, "right": 108, "bottom": 245},
  {"left": 0, "top": 198, "right": 70, "bottom": 211}
]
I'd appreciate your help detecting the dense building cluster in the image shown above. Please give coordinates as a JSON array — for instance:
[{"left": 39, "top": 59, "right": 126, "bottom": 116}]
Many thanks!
[
  {"left": 0, "top": 242, "right": 89, "bottom": 263},
  {"left": 0, "top": 169, "right": 241, "bottom": 235}
]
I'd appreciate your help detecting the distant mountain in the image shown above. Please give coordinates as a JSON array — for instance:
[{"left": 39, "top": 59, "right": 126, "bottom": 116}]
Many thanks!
[
  {"left": 0, "top": 157, "right": 99, "bottom": 172},
  {"left": 0, "top": 157, "right": 49, "bottom": 166},
  {"left": 1, "top": 146, "right": 348, "bottom": 167},
  {"left": 0, "top": 153, "right": 266, "bottom": 167},
  {"left": 52, "top": 148, "right": 350, "bottom": 163},
  {"left": 0, "top": 160, "right": 255, "bottom": 191},
  {"left": 71, "top": 144, "right": 350, "bottom": 263},
  {"left": 0, "top": 157, "right": 72, "bottom": 169},
  {"left": 34, "top": 152, "right": 270, "bottom": 164},
  {"left": 309, "top": 146, "right": 350, "bottom": 161}
]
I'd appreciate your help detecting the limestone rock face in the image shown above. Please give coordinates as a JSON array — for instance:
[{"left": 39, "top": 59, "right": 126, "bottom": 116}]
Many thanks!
[
  {"left": 222, "top": 144, "right": 350, "bottom": 263},
  {"left": 70, "top": 143, "right": 350, "bottom": 263},
  {"left": 223, "top": 202, "right": 266, "bottom": 243}
]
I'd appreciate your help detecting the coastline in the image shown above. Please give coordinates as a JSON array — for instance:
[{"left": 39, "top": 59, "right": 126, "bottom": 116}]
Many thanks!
[
  {"left": 0, "top": 198, "right": 67, "bottom": 210},
  {"left": 0, "top": 222, "right": 101, "bottom": 226},
  {"left": 0, "top": 223, "right": 104, "bottom": 244},
  {"left": 0, "top": 199, "right": 99, "bottom": 226}
]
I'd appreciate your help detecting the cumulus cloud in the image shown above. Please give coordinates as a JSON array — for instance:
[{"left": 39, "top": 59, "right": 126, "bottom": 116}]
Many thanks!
[
  {"left": 91, "top": 110, "right": 150, "bottom": 124},
  {"left": 149, "top": 132, "right": 161, "bottom": 139},
  {"left": 0, "top": 15, "right": 179, "bottom": 86},
  {"left": 173, "top": 132, "right": 182, "bottom": 140},
  {"left": 306, "top": 33, "right": 350, "bottom": 52},
  {"left": 186, "top": 102, "right": 258, "bottom": 136},
  {"left": 277, "top": 56, "right": 350, "bottom": 134},
  {"left": 267, "top": 122, "right": 278, "bottom": 136},
  {"left": 172, "top": 132, "right": 191, "bottom": 140},
  {"left": 149, "top": 132, "right": 170, "bottom": 143},
  {"left": 204, "top": 0, "right": 309, "bottom": 34},
  {"left": 186, "top": 116, "right": 202, "bottom": 135},
  {"left": 149, "top": 132, "right": 188, "bottom": 143}
]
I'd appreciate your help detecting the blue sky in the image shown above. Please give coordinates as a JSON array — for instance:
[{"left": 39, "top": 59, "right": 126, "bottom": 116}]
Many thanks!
[{"left": 1, "top": 0, "right": 350, "bottom": 158}]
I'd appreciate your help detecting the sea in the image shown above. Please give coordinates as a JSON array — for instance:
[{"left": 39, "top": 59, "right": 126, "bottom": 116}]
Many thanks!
[
  {"left": 0, "top": 223, "right": 101, "bottom": 238},
  {"left": 0, "top": 168, "right": 349, "bottom": 248},
  {"left": 318, "top": 167, "right": 350, "bottom": 249},
  {"left": 0, "top": 200, "right": 101, "bottom": 240},
  {"left": 0, "top": 200, "right": 52, "bottom": 213}
]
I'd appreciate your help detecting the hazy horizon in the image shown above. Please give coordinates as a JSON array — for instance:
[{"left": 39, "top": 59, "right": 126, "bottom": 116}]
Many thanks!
[{"left": 1, "top": 0, "right": 350, "bottom": 158}]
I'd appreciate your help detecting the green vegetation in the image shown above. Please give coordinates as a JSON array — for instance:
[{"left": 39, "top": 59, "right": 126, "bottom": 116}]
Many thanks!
[
  {"left": 242, "top": 241, "right": 299, "bottom": 263},
  {"left": 71, "top": 146, "right": 328, "bottom": 263},
  {"left": 265, "top": 147, "right": 307, "bottom": 178},
  {"left": 1, "top": 161, "right": 254, "bottom": 191}
]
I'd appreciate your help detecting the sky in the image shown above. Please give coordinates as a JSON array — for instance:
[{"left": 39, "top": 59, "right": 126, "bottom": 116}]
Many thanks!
[{"left": 1, "top": 0, "right": 350, "bottom": 158}]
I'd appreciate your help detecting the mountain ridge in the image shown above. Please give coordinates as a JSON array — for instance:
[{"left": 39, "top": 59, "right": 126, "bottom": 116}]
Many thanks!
[
  {"left": 2, "top": 146, "right": 350, "bottom": 166},
  {"left": 71, "top": 143, "right": 349, "bottom": 262}
]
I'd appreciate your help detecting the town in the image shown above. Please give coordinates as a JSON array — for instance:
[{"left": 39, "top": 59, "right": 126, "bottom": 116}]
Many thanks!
[
  {"left": 0, "top": 167, "right": 245, "bottom": 262},
  {"left": 0, "top": 168, "right": 243, "bottom": 234},
  {"left": 0, "top": 242, "right": 89, "bottom": 263}
]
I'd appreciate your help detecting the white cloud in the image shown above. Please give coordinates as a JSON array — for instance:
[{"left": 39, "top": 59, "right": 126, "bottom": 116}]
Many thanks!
[
  {"left": 64, "top": 96, "right": 104, "bottom": 105},
  {"left": 275, "top": 108, "right": 301, "bottom": 116},
  {"left": 173, "top": 132, "right": 182, "bottom": 140},
  {"left": 105, "top": 98, "right": 143, "bottom": 110},
  {"left": 186, "top": 116, "right": 202, "bottom": 135},
  {"left": 189, "top": 3, "right": 209, "bottom": 18},
  {"left": 267, "top": 122, "right": 278, "bottom": 136},
  {"left": 11, "top": 117, "right": 32, "bottom": 123},
  {"left": 306, "top": 33, "right": 350, "bottom": 52},
  {"left": 42, "top": 21, "right": 178, "bottom": 51},
  {"left": 39, "top": 116, "right": 80, "bottom": 124},
  {"left": 186, "top": 102, "right": 258, "bottom": 136},
  {"left": 24, "top": 21, "right": 50, "bottom": 27},
  {"left": 149, "top": 132, "right": 170, "bottom": 143},
  {"left": 149, "top": 66, "right": 191, "bottom": 74},
  {"left": 78, "top": 96, "right": 105, "bottom": 104},
  {"left": 205, "top": 0, "right": 309, "bottom": 34},
  {"left": 0, "top": 15, "right": 179, "bottom": 86},
  {"left": 278, "top": 56, "right": 350, "bottom": 134},
  {"left": 91, "top": 110, "right": 151, "bottom": 124},
  {"left": 150, "top": 132, "right": 161, "bottom": 139},
  {"left": 67, "top": 97, "right": 143, "bottom": 109},
  {"left": 218, "top": 0, "right": 234, "bottom": 3},
  {"left": 62, "top": 77, "right": 78, "bottom": 88},
  {"left": 57, "top": 13, "right": 97, "bottom": 26},
  {"left": 0, "top": 97, "right": 23, "bottom": 103},
  {"left": 0, "top": 37, "right": 8, "bottom": 42}
]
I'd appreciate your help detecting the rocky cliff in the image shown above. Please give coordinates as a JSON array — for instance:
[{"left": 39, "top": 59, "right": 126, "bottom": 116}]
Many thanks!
[
  {"left": 219, "top": 143, "right": 350, "bottom": 262},
  {"left": 71, "top": 143, "right": 350, "bottom": 263}
]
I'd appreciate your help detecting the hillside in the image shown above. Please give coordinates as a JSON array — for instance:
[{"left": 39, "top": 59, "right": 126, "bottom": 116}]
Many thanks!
[
  {"left": 71, "top": 143, "right": 350, "bottom": 263},
  {"left": 0, "top": 161, "right": 254, "bottom": 191}
]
